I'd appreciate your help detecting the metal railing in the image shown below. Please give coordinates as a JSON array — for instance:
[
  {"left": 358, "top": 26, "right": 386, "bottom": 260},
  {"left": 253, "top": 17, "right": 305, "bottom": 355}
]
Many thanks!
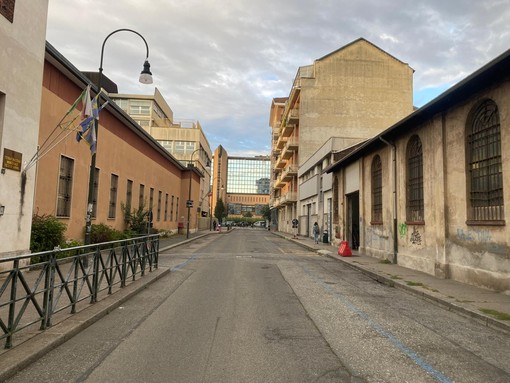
[{"left": 0, "top": 235, "right": 159, "bottom": 349}]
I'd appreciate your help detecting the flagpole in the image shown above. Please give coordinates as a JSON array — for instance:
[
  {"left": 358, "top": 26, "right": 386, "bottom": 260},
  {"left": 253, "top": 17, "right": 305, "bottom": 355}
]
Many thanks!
[{"left": 84, "top": 29, "right": 153, "bottom": 246}]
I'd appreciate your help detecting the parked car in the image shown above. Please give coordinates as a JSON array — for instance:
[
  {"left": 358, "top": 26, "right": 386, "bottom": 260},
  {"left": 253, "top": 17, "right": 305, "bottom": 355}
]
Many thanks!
[{"left": 253, "top": 220, "right": 266, "bottom": 228}]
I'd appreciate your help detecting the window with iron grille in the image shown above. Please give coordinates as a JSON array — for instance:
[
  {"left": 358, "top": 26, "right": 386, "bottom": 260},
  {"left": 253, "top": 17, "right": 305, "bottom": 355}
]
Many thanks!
[
  {"left": 371, "top": 155, "right": 383, "bottom": 224},
  {"left": 164, "top": 193, "right": 169, "bottom": 221},
  {"left": 176, "top": 197, "right": 179, "bottom": 222},
  {"left": 157, "top": 191, "right": 162, "bottom": 221},
  {"left": 139, "top": 184, "right": 145, "bottom": 209},
  {"left": 57, "top": 156, "right": 74, "bottom": 217},
  {"left": 108, "top": 174, "right": 118, "bottom": 219},
  {"left": 171, "top": 195, "right": 174, "bottom": 221},
  {"left": 126, "top": 179, "right": 133, "bottom": 212},
  {"left": 149, "top": 187, "right": 154, "bottom": 212},
  {"left": 406, "top": 135, "right": 424, "bottom": 223},
  {"left": 467, "top": 99, "right": 504, "bottom": 223}
]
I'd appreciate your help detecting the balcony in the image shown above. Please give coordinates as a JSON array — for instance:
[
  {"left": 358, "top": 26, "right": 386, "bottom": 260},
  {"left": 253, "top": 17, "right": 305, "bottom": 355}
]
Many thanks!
[
  {"left": 275, "top": 155, "right": 286, "bottom": 169},
  {"left": 281, "top": 137, "right": 298, "bottom": 159},
  {"left": 281, "top": 191, "right": 298, "bottom": 205},
  {"left": 273, "top": 175, "right": 284, "bottom": 189},
  {"left": 273, "top": 197, "right": 282, "bottom": 208},
  {"left": 287, "top": 109, "right": 299, "bottom": 125},
  {"left": 281, "top": 164, "right": 298, "bottom": 182},
  {"left": 286, "top": 136, "right": 298, "bottom": 150},
  {"left": 281, "top": 146, "right": 293, "bottom": 160},
  {"left": 280, "top": 123, "right": 296, "bottom": 138},
  {"left": 276, "top": 135, "right": 286, "bottom": 150}
]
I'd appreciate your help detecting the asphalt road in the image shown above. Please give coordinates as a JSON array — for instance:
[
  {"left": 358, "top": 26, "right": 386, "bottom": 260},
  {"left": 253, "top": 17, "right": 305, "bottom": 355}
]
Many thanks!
[{"left": 7, "top": 230, "right": 510, "bottom": 383}]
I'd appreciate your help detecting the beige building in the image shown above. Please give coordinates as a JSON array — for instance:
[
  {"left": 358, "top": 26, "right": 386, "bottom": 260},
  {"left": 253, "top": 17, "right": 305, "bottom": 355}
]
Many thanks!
[
  {"left": 270, "top": 38, "right": 414, "bottom": 235},
  {"left": 0, "top": 0, "right": 49, "bottom": 260},
  {"left": 327, "top": 48, "right": 510, "bottom": 292},
  {"left": 211, "top": 145, "right": 229, "bottom": 223},
  {"left": 109, "top": 90, "right": 212, "bottom": 228}
]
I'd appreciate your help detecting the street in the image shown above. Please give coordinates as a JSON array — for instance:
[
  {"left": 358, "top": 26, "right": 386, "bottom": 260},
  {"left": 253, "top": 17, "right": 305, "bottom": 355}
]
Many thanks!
[{"left": 7, "top": 229, "right": 510, "bottom": 383}]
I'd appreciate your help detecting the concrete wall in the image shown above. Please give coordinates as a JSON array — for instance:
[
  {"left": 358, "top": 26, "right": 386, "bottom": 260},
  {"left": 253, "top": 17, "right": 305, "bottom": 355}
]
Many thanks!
[
  {"left": 336, "top": 78, "right": 510, "bottom": 292},
  {"left": 0, "top": 0, "right": 48, "bottom": 259},
  {"left": 299, "top": 39, "right": 414, "bottom": 166}
]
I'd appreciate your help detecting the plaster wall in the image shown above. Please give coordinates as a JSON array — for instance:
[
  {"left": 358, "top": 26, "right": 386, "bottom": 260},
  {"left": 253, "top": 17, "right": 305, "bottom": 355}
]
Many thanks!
[{"left": 0, "top": 0, "right": 48, "bottom": 258}]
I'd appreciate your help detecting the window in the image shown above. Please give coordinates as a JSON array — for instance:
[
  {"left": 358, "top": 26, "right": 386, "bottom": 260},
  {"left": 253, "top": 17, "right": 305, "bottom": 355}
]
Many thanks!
[
  {"left": 406, "top": 135, "right": 424, "bottom": 223},
  {"left": 467, "top": 99, "right": 504, "bottom": 223},
  {"left": 126, "top": 180, "right": 133, "bottom": 212},
  {"left": 171, "top": 195, "right": 174, "bottom": 221},
  {"left": 129, "top": 100, "right": 151, "bottom": 115},
  {"left": 149, "top": 188, "right": 154, "bottom": 212},
  {"left": 139, "top": 184, "right": 145, "bottom": 209},
  {"left": 90, "top": 168, "right": 100, "bottom": 218},
  {"left": 57, "top": 156, "right": 74, "bottom": 217},
  {"left": 108, "top": 174, "right": 118, "bottom": 219},
  {"left": 371, "top": 155, "right": 383, "bottom": 224},
  {"left": 176, "top": 197, "right": 179, "bottom": 221},
  {"left": 157, "top": 191, "right": 162, "bottom": 221},
  {"left": 164, "top": 193, "right": 169, "bottom": 221}
]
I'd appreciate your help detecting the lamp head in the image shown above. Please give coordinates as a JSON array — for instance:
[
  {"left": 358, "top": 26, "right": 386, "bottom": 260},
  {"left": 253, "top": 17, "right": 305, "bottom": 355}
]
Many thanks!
[{"left": 139, "top": 60, "right": 153, "bottom": 84}]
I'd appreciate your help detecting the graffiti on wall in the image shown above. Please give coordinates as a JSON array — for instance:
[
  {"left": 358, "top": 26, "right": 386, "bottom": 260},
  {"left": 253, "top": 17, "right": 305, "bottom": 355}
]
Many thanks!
[
  {"left": 398, "top": 223, "right": 407, "bottom": 238},
  {"left": 410, "top": 227, "right": 422, "bottom": 245},
  {"left": 456, "top": 228, "right": 492, "bottom": 242}
]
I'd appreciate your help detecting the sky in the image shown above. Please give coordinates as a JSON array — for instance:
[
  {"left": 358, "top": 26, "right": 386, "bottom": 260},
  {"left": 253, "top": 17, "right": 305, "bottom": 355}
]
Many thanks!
[{"left": 46, "top": 0, "right": 510, "bottom": 156}]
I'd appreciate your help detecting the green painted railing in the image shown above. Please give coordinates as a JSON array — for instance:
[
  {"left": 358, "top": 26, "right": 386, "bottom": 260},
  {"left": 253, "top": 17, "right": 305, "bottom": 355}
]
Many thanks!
[{"left": 0, "top": 235, "right": 159, "bottom": 349}]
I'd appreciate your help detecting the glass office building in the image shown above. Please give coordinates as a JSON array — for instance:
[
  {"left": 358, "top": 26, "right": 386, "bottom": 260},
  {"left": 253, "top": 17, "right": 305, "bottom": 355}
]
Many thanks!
[{"left": 226, "top": 156, "right": 271, "bottom": 194}]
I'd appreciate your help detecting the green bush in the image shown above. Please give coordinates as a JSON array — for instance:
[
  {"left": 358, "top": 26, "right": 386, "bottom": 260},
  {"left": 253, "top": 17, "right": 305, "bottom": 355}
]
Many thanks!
[
  {"left": 90, "top": 223, "right": 128, "bottom": 244},
  {"left": 121, "top": 201, "right": 149, "bottom": 235},
  {"left": 30, "top": 214, "right": 67, "bottom": 253}
]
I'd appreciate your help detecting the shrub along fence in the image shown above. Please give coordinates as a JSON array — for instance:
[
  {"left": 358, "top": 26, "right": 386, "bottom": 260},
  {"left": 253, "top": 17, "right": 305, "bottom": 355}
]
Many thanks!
[{"left": 0, "top": 234, "right": 159, "bottom": 349}]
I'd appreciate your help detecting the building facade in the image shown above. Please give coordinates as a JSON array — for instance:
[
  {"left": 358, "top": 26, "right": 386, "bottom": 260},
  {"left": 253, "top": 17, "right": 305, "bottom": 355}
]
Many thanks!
[
  {"left": 110, "top": 90, "right": 212, "bottom": 227},
  {"left": 270, "top": 38, "right": 414, "bottom": 235},
  {"left": 327, "top": 48, "right": 510, "bottom": 292},
  {"left": 226, "top": 156, "right": 270, "bottom": 218},
  {"left": 0, "top": 0, "right": 49, "bottom": 261},
  {"left": 211, "top": 147, "right": 270, "bottom": 223},
  {"left": 34, "top": 43, "right": 203, "bottom": 241}
]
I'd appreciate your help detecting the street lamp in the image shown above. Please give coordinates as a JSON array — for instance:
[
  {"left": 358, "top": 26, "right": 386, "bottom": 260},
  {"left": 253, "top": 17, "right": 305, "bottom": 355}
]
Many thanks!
[
  {"left": 84, "top": 29, "right": 153, "bottom": 245},
  {"left": 186, "top": 148, "right": 210, "bottom": 239}
]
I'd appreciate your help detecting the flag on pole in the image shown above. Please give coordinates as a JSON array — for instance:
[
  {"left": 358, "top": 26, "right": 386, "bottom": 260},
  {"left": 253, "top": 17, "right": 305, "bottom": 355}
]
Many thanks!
[{"left": 76, "top": 93, "right": 108, "bottom": 154}]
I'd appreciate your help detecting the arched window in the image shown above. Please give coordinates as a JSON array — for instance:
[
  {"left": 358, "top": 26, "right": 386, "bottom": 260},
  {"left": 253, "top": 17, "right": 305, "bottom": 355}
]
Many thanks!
[
  {"left": 371, "top": 155, "right": 383, "bottom": 224},
  {"left": 406, "top": 135, "right": 424, "bottom": 223},
  {"left": 467, "top": 99, "right": 504, "bottom": 222}
]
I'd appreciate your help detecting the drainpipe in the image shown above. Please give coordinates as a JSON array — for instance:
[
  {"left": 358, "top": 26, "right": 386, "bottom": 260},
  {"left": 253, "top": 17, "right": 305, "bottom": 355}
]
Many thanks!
[{"left": 379, "top": 137, "right": 398, "bottom": 264}]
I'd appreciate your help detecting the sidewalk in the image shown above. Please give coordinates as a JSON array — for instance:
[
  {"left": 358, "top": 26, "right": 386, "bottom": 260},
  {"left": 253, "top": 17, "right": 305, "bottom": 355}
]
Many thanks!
[
  {"left": 0, "top": 229, "right": 220, "bottom": 381},
  {"left": 272, "top": 231, "right": 510, "bottom": 333}
]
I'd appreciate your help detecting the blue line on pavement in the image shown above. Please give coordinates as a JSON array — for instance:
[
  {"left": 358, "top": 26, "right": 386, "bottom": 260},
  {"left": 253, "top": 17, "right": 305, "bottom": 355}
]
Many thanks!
[
  {"left": 303, "top": 267, "right": 453, "bottom": 383},
  {"left": 171, "top": 253, "right": 200, "bottom": 271}
]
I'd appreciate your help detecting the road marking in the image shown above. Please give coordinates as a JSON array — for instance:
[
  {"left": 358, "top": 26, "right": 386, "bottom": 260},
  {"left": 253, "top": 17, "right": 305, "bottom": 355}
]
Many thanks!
[{"left": 302, "top": 266, "right": 453, "bottom": 383}]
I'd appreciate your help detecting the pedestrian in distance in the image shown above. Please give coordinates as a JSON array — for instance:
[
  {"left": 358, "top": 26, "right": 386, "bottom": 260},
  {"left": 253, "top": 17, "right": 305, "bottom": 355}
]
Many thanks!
[
  {"left": 313, "top": 222, "right": 320, "bottom": 244},
  {"left": 213, "top": 220, "right": 217, "bottom": 231}
]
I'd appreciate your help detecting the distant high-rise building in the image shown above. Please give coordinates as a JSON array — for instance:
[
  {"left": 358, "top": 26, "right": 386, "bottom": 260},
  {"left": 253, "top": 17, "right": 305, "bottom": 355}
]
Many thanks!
[{"left": 210, "top": 148, "right": 270, "bottom": 220}]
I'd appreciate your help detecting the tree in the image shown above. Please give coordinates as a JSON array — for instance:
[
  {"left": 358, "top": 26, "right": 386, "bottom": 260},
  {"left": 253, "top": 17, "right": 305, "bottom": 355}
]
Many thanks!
[
  {"left": 214, "top": 198, "right": 226, "bottom": 224},
  {"left": 261, "top": 204, "right": 271, "bottom": 221}
]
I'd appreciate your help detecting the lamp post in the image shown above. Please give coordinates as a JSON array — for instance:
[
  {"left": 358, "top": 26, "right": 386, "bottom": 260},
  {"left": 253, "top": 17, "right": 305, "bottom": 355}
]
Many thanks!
[
  {"left": 186, "top": 148, "right": 210, "bottom": 239},
  {"left": 84, "top": 29, "right": 153, "bottom": 245}
]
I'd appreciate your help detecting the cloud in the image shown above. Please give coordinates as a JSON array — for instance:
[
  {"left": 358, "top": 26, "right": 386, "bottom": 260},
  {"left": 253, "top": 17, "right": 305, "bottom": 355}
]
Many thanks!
[{"left": 46, "top": 0, "right": 510, "bottom": 155}]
